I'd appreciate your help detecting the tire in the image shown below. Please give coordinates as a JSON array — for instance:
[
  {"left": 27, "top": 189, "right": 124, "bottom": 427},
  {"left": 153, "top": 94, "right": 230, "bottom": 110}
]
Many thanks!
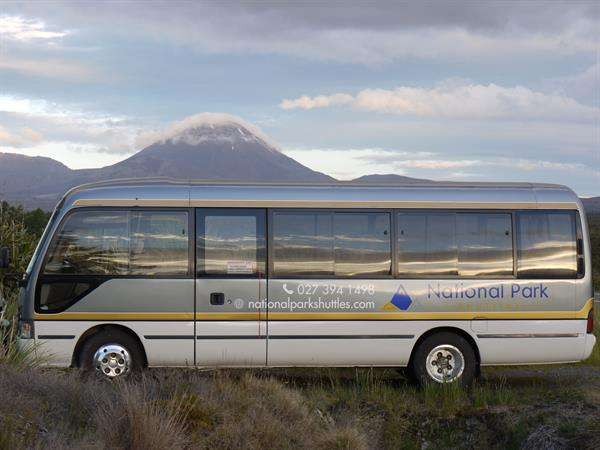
[
  {"left": 410, "top": 331, "right": 477, "bottom": 387},
  {"left": 78, "top": 328, "right": 144, "bottom": 379}
]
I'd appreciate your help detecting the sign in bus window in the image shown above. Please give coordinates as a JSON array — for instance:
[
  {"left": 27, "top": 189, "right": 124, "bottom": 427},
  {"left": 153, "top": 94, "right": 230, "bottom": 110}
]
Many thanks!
[{"left": 197, "top": 209, "right": 265, "bottom": 277}]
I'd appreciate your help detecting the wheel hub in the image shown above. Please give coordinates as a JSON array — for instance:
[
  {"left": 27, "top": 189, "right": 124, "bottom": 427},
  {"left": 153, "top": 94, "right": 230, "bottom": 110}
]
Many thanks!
[
  {"left": 93, "top": 344, "right": 131, "bottom": 378},
  {"left": 425, "top": 344, "right": 464, "bottom": 383}
]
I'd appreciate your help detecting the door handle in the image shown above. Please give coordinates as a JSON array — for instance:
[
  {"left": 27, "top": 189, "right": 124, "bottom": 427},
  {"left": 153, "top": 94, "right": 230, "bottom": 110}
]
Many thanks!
[{"left": 210, "top": 292, "right": 225, "bottom": 306}]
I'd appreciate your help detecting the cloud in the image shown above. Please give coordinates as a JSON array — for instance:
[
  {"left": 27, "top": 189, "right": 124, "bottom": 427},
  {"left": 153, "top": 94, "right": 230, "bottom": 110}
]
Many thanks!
[
  {"left": 0, "top": 56, "right": 96, "bottom": 82},
  {"left": 280, "top": 81, "right": 599, "bottom": 122},
  {"left": 280, "top": 94, "right": 353, "bottom": 111},
  {"left": 0, "top": 94, "right": 127, "bottom": 128},
  {"left": 0, "top": 15, "right": 95, "bottom": 82},
  {"left": 0, "top": 125, "right": 43, "bottom": 147},
  {"left": 0, "top": 94, "right": 140, "bottom": 156},
  {"left": 135, "top": 112, "right": 281, "bottom": 150},
  {"left": 3, "top": 140, "right": 125, "bottom": 170},
  {"left": 389, "top": 159, "right": 482, "bottom": 170},
  {"left": 0, "top": 103, "right": 286, "bottom": 170},
  {"left": 282, "top": 147, "right": 599, "bottom": 189},
  {"left": 0, "top": 14, "right": 68, "bottom": 41},
  {"left": 543, "top": 63, "right": 600, "bottom": 104},
  {"left": 345, "top": 148, "right": 589, "bottom": 171},
  {"left": 8, "top": 2, "right": 597, "bottom": 65}
]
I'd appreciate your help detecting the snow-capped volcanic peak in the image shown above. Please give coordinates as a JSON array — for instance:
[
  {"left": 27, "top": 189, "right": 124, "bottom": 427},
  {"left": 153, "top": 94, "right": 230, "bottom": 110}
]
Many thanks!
[{"left": 151, "top": 113, "right": 280, "bottom": 152}]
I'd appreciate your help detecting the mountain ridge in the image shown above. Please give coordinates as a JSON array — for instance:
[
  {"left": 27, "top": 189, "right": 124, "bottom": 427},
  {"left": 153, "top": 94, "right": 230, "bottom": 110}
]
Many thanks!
[
  {"left": 0, "top": 115, "right": 596, "bottom": 211},
  {"left": 3, "top": 151, "right": 595, "bottom": 213},
  {"left": 0, "top": 116, "right": 334, "bottom": 209}
]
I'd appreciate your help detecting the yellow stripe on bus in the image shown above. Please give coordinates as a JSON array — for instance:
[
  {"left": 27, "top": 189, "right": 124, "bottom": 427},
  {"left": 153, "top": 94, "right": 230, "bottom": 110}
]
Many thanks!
[
  {"left": 33, "top": 299, "right": 593, "bottom": 322},
  {"left": 33, "top": 312, "right": 196, "bottom": 321}
]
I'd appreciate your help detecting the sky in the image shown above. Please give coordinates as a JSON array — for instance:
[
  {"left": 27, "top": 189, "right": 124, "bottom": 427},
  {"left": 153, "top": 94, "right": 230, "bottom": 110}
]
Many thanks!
[{"left": 0, "top": 1, "right": 599, "bottom": 196}]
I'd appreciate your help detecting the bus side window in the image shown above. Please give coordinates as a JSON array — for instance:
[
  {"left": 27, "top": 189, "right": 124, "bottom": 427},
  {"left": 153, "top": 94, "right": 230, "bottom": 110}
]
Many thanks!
[
  {"left": 516, "top": 211, "right": 577, "bottom": 278},
  {"left": 272, "top": 211, "right": 333, "bottom": 277},
  {"left": 196, "top": 209, "right": 266, "bottom": 277},
  {"left": 333, "top": 212, "right": 391, "bottom": 277},
  {"left": 271, "top": 211, "right": 392, "bottom": 278},
  {"left": 44, "top": 210, "right": 130, "bottom": 275},
  {"left": 129, "top": 211, "right": 189, "bottom": 276},
  {"left": 397, "top": 212, "right": 458, "bottom": 277},
  {"left": 457, "top": 213, "right": 513, "bottom": 277},
  {"left": 396, "top": 212, "right": 513, "bottom": 278},
  {"left": 37, "top": 209, "right": 190, "bottom": 313}
]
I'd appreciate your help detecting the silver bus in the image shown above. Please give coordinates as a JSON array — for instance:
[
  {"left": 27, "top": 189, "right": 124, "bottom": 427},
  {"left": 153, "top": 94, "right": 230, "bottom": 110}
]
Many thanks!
[{"left": 9, "top": 180, "right": 596, "bottom": 385}]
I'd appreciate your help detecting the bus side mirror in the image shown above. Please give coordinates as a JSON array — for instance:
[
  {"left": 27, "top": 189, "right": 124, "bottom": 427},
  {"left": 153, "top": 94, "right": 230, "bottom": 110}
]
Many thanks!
[{"left": 0, "top": 247, "right": 10, "bottom": 269}]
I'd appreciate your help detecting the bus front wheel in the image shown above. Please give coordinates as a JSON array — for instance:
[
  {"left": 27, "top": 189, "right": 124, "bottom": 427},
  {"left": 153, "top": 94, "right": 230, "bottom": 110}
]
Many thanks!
[
  {"left": 411, "top": 331, "right": 477, "bottom": 387},
  {"left": 78, "top": 329, "right": 144, "bottom": 379}
]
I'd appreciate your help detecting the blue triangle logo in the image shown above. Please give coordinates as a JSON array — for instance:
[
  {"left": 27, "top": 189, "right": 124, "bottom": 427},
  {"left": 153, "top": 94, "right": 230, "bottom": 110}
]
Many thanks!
[{"left": 391, "top": 285, "right": 412, "bottom": 311}]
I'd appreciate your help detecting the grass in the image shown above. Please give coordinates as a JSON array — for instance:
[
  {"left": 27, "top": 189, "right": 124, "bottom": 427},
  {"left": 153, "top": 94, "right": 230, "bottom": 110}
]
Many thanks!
[{"left": 1, "top": 363, "right": 597, "bottom": 450}]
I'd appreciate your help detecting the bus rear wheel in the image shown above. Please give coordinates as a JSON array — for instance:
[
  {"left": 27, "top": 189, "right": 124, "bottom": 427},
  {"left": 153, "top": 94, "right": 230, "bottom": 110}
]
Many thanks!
[
  {"left": 79, "top": 329, "right": 144, "bottom": 379},
  {"left": 411, "top": 331, "right": 477, "bottom": 387}
]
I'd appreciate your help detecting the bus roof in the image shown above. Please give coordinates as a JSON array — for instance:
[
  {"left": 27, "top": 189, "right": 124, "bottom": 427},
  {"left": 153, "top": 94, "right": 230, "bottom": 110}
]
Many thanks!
[{"left": 60, "top": 178, "right": 581, "bottom": 210}]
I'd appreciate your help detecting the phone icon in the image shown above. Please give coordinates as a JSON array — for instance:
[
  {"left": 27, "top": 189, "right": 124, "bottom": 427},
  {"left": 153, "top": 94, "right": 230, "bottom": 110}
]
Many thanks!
[{"left": 282, "top": 283, "right": 294, "bottom": 295}]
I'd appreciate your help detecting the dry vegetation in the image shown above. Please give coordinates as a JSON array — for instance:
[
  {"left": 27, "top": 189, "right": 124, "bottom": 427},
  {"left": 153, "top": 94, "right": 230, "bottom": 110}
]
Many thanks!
[
  {"left": 0, "top": 355, "right": 599, "bottom": 449},
  {"left": 0, "top": 203, "right": 599, "bottom": 449}
]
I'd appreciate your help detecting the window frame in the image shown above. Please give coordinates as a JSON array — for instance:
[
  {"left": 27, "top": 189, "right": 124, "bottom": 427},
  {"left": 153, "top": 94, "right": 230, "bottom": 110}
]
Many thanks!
[
  {"left": 268, "top": 208, "right": 395, "bottom": 280},
  {"left": 195, "top": 207, "right": 267, "bottom": 279}
]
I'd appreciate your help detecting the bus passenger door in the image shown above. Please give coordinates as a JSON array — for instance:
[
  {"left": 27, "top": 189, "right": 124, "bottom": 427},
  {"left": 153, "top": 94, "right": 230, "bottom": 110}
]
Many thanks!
[{"left": 194, "top": 208, "right": 267, "bottom": 366}]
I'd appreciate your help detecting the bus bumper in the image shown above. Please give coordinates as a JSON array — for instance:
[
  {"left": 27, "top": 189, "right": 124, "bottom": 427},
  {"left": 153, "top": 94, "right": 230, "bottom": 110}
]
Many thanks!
[
  {"left": 583, "top": 334, "right": 597, "bottom": 360},
  {"left": 18, "top": 337, "right": 74, "bottom": 367}
]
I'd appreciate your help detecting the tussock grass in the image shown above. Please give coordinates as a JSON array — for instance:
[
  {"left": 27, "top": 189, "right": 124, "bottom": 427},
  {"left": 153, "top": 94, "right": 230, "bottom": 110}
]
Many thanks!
[
  {"left": 0, "top": 363, "right": 597, "bottom": 449},
  {"left": 0, "top": 290, "right": 44, "bottom": 368},
  {"left": 96, "top": 380, "right": 191, "bottom": 450}
]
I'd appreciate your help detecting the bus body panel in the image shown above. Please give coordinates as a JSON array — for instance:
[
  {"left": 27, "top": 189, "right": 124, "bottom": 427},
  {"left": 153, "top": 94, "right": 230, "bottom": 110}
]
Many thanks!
[
  {"left": 266, "top": 320, "right": 592, "bottom": 366},
  {"left": 66, "top": 279, "right": 194, "bottom": 314},
  {"left": 266, "top": 279, "right": 579, "bottom": 318},
  {"left": 194, "top": 321, "right": 266, "bottom": 367},
  {"left": 195, "top": 278, "right": 267, "bottom": 366},
  {"left": 477, "top": 319, "right": 589, "bottom": 364},
  {"left": 30, "top": 320, "right": 195, "bottom": 367},
  {"left": 25, "top": 318, "right": 596, "bottom": 368},
  {"left": 267, "top": 320, "right": 422, "bottom": 366}
]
